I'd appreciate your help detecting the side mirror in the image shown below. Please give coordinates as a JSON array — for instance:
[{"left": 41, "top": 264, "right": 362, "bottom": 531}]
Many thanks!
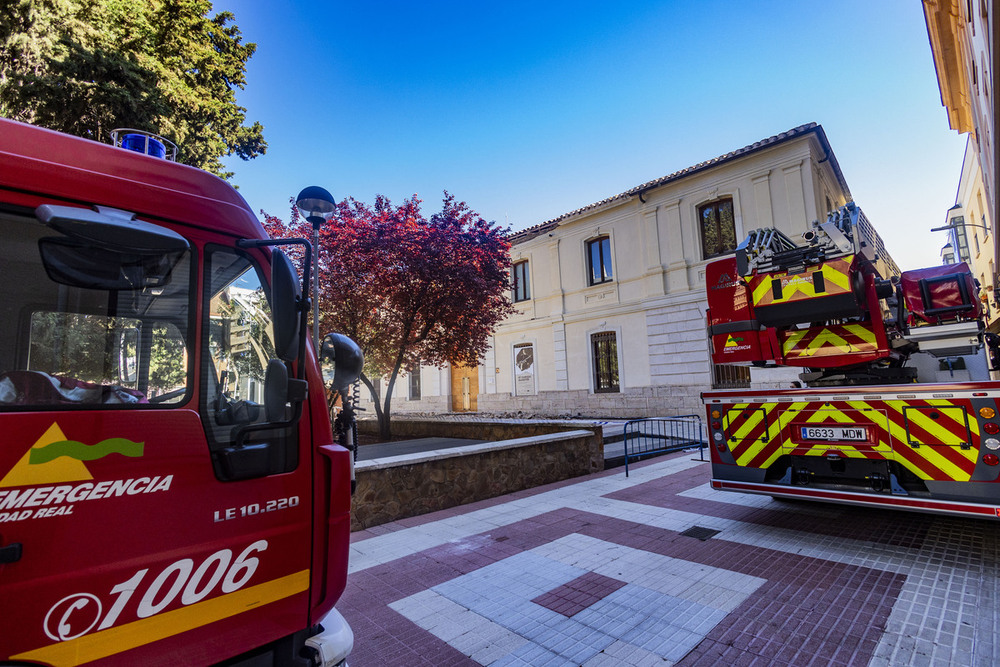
[
  {"left": 320, "top": 333, "right": 364, "bottom": 392},
  {"left": 271, "top": 249, "right": 301, "bottom": 362}
]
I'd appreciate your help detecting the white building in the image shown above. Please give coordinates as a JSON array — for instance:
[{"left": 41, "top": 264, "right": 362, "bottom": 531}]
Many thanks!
[
  {"left": 924, "top": 0, "right": 997, "bottom": 366},
  {"left": 369, "top": 123, "right": 894, "bottom": 418},
  {"left": 941, "top": 141, "right": 996, "bottom": 321},
  {"left": 924, "top": 0, "right": 995, "bottom": 230}
]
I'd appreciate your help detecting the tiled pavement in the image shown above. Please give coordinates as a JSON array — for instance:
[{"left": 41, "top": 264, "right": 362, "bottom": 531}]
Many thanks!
[{"left": 341, "top": 452, "right": 1000, "bottom": 666}]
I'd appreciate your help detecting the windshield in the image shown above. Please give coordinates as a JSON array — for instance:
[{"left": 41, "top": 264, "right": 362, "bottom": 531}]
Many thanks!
[{"left": 0, "top": 208, "right": 192, "bottom": 408}]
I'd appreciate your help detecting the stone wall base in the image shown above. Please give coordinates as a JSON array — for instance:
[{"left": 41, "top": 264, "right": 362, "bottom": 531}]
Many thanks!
[
  {"left": 352, "top": 425, "right": 602, "bottom": 531},
  {"left": 476, "top": 385, "right": 705, "bottom": 419}
]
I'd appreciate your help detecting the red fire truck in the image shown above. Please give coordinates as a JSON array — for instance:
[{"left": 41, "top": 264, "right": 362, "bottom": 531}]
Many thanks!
[
  {"left": 0, "top": 119, "right": 359, "bottom": 665},
  {"left": 703, "top": 202, "right": 1000, "bottom": 519}
]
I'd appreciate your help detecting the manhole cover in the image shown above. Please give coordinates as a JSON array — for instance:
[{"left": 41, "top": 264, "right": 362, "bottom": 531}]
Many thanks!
[{"left": 679, "top": 526, "right": 721, "bottom": 541}]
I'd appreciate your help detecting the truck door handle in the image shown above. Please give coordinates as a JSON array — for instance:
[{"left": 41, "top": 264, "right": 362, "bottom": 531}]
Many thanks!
[{"left": 0, "top": 542, "right": 22, "bottom": 563}]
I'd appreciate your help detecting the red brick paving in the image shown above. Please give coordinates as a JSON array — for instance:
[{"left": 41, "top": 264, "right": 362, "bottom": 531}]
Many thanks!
[
  {"left": 531, "top": 571, "right": 628, "bottom": 617},
  {"left": 341, "top": 452, "right": 948, "bottom": 665},
  {"left": 344, "top": 503, "right": 904, "bottom": 666},
  {"left": 605, "top": 463, "right": 935, "bottom": 549}
]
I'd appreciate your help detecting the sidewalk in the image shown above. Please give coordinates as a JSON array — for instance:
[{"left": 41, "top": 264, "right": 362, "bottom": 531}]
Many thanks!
[{"left": 341, "top": 451, "right": 999, "bottom": 666}]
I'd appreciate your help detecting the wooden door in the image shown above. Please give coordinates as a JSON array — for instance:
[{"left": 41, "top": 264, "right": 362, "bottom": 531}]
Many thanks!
[{"left": 450, "top": 364, "right": 478, "bottom": 412}]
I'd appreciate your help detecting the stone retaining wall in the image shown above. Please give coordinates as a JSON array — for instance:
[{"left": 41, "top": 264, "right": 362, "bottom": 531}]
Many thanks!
[{"left": 352, "top": 429, "right": 601, "bottom": 531}]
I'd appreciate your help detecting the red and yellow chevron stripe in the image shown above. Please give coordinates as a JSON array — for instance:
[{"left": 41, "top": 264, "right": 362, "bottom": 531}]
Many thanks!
[
  {"left": 780, "top": 324, "right": 879, "bottom": 359},
  {"left": 748, "top": 257, "right": 854, "bottom": 308},
  {"left": 722, "top": 398, "right": 979, "bottom": 482}
]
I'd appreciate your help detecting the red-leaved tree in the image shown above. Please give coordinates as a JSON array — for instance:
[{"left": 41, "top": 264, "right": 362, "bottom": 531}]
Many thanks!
[{"left": 263, "top": 192, "right": 514, "bottom": 438}]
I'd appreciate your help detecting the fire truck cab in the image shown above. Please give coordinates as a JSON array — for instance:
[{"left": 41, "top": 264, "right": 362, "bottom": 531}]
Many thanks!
[{"left": 0, "top": 119, "right": 355, "bottom": 665}]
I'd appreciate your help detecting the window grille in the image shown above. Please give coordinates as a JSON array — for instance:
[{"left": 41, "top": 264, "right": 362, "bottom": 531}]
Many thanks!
[
  {"left": 592, "top": 331, "right": 620, "bottom": 393},
  {"left": 712, "top": 364, "right": 750, "bottom": 389}
]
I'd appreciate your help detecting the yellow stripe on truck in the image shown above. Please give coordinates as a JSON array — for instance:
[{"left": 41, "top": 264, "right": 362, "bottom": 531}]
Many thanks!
[
  {"left": 882, "top": 401, "right": 978, "bottom": 480},
  {"left": 726, "top": 397, "right": 979, "bottom": 483},
  {"left": 12, "top": 570, "right": 310, "bottom": 666},
  {"left": 750, "top": 258, "right": 853, "bottom": 307}
]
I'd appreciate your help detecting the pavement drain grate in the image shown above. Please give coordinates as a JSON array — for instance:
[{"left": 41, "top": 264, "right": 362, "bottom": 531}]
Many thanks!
[{"left": 679, "top": 526, "right": 721, "bottom": 541}]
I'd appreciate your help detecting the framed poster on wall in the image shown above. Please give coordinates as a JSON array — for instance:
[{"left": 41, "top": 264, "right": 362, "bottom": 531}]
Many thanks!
[{"left": 514, "top": 343, "right": 535, "bottom": 396}]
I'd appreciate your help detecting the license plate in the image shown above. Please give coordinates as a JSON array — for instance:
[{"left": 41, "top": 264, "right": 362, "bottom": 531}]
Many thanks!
[{"left": 800, "top": 426, "right": 867, "bottom": 442}]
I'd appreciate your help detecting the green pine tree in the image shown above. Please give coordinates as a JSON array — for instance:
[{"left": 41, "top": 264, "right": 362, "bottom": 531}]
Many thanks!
[{"left": 0, "top": 0, "right": 265, "bottom": 178}]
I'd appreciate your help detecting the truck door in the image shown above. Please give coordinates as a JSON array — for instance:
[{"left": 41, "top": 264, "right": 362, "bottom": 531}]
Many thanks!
[{"left": 0, "top": 208, "right": 312, "bottom": 665}]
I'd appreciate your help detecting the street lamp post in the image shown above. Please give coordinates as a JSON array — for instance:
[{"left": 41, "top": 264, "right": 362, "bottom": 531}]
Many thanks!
[
  {"left": 929, "top": 222, "right": 993, "bottom": 233},
  {"left": 295, "top": 186, "right": 336, "bottom": 352}
]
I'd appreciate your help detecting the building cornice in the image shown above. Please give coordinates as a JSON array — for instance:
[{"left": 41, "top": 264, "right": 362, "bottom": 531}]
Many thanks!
[{"left": 923, "top": 0, "right": 975, "bottom": 133}]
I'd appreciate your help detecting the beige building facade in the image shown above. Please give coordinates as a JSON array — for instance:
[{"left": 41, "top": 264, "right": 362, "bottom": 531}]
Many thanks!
[
  {"left": 924, "top": 0, "right": 996, "bottom": 227},
  {"left": 371, "top": 124, "right": 872, "bottom": 418},
  {"left": 925, "top": 0, "right": 997, "bottom": 373},
  {"left": 941, "top": 140, "right": 997, "bottom": 325},
  {"left": 479, "top": 124, "right": 854, "bottom": 417}
]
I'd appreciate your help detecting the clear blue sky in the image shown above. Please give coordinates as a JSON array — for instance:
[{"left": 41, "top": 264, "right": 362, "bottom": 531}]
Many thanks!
[{"left": 218, "top": 0, "right": 967, "bottom": 271}]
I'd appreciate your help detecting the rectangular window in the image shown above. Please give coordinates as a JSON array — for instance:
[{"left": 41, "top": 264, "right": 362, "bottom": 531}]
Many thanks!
[
  {"left": 587, "top": 236, "right": 613, "bottom": 285},
  {"left": 591, "top": 332, "right": 619, "bottom": 393},
  {"left": 207, "top": 250, "right": 277, "bottom": 408},
  {"left": 953, "top": 221, "right": 971, "bottom": 262},
  {"left": 699, "top": 197, "right": 737, "bottom": 259},
  {"left": 203, "top": 247, "right": 298, "bottom": 480},
  {"left": 512, "top": 260, "right": 531, "bottom": 302},
  {"left": 0, "top": 209, "right": 192, "bottom": 409},
  {"left": 712, "top": 364, "right": 751, "bottom": 389},
  {"left": 26, "top": 313, "right": 187, "bottom": 405},
  {"left": 409, "top": 368, "right": 421, "bottom": 400}
]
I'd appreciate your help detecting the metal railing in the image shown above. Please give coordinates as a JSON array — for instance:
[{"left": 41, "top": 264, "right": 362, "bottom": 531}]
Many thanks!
[{"left": 624, "top": 415, "right": 705, "bottom": 476}]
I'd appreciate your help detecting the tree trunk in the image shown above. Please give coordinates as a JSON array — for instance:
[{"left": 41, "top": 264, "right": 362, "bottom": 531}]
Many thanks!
[
  {"left": 379, "top": 363, "right": 403, "bottom": 440},
  {"left": 378, "top": 407, "right": 392, "bottom": 440},
  {"left": 360, "top": 373, "right": 388, "bottom": 438}
]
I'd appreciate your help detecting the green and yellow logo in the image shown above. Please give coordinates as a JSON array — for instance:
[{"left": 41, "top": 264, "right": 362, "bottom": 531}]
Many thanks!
[
  {"left": 1, "top": 422, "right": 144, "bottom": 488},
  {"left": 724, "top": 334, "right": 745, "bottom": 348}
]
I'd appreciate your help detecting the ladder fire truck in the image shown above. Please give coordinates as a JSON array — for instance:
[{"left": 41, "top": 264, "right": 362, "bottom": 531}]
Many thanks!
[
  {"left": 703, "top": 202, "right": 1000, "bottom": 519},
  {"left": 0, "top": 119, "right": 361, "bottom": 665}
]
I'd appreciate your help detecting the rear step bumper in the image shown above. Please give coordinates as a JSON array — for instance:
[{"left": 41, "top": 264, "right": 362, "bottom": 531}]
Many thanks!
[
  {"left": 712, "top": 478, "right": 1000, "bottom": 520},
  {"left": 306, "top": 608, "right": 353, "bottom": 667}
]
